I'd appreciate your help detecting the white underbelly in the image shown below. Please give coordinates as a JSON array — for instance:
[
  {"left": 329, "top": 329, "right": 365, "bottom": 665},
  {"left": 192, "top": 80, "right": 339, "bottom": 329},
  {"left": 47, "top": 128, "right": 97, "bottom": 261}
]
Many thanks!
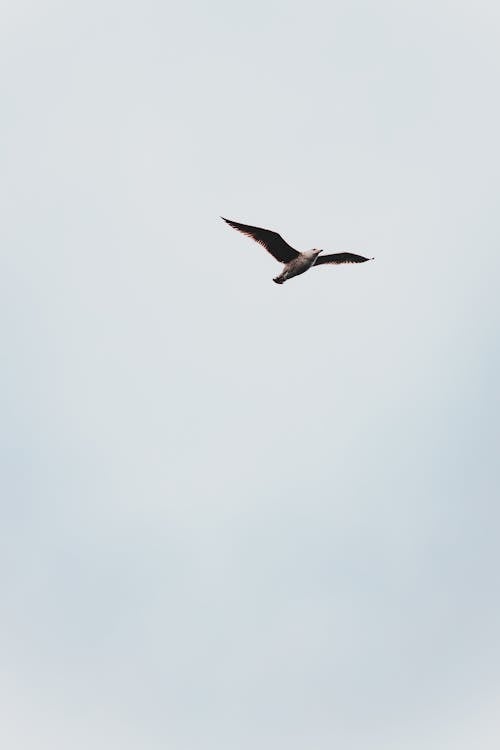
[{"left": 284, "top": 256, "right": 314, "bottom": 278}]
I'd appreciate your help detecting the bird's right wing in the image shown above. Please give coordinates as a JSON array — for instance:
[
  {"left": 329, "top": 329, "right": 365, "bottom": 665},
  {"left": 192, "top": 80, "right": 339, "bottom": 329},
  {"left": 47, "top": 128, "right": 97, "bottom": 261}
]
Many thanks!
[
  {"left": 314, "top": 252, "right": 373, "bottom": 265},
  {"left": 222, "top": 218, "right": 299, "bottom": 263}
]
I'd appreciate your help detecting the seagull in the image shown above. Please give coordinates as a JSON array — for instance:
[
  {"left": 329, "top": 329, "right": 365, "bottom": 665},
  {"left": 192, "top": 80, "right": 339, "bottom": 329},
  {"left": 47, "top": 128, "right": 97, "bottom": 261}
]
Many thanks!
[{"left": 222, "top": 217, "right": 373, "bottom": 284}]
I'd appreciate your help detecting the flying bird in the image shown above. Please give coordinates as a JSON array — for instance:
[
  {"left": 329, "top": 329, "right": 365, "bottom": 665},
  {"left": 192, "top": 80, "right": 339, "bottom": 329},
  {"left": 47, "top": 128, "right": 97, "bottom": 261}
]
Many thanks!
[{"left": 222, "top": 217, "right": 373, "bottom": 284}]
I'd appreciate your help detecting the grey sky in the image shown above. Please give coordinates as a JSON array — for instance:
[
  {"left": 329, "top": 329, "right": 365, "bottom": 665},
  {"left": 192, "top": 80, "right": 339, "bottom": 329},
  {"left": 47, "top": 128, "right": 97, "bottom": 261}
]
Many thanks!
[{"left": 1, "top": 0, "right": 500, "bottom": 747}]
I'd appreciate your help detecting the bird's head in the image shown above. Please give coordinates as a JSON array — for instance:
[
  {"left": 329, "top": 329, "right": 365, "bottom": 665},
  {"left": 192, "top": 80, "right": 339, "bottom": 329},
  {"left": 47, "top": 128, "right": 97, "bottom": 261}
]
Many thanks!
[{"left": 305, "top": 248, "right": 322, "bottom": 262}]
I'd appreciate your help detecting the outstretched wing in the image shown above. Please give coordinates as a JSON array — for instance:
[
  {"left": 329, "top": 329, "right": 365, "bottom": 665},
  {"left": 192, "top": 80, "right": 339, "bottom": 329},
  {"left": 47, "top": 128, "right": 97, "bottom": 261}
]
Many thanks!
[
  {"left": 221, "top": 217, "right": 299, "bottom": 263},
  {"left": 314, "top": 252, "right": 373, "bottom": 266}
]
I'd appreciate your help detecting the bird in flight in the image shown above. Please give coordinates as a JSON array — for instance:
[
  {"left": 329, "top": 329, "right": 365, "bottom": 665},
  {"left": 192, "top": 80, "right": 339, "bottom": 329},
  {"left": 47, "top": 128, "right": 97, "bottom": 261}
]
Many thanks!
[{"left": 222, "top": 217, "right": 373, "bottom": 284}]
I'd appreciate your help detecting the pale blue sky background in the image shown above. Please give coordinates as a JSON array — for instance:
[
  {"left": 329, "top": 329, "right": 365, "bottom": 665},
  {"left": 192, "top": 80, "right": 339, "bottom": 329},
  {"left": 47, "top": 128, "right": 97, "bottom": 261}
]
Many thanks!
[{"left": 1, "top": 0, "right": 500, "bottom": 747}]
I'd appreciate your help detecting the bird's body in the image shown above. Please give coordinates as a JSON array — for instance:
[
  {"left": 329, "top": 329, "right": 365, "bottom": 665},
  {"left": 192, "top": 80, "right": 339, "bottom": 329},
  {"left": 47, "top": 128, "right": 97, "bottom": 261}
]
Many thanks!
[
  {"left": 273, "top": 249, "right": 322, "bottom": 284},
  {"left": 221, "top": 217, "right": 373, "bottom": 284}
]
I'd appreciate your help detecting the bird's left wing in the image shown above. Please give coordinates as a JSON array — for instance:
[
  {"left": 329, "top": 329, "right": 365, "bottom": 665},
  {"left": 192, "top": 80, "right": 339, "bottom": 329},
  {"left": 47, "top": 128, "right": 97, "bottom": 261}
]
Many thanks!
[
  {"left": 221, "top": 217, "right": 299, "bottom": 263},
  {"left": 314, "top": 252, "right": 373, "bottom": 266}
]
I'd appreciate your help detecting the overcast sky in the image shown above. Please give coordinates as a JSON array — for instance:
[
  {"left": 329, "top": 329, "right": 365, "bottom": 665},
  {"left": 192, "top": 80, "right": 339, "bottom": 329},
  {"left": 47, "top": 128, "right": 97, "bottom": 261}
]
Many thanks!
[{"left": 1, "top": 0, "right": 500, "bottom": 748}]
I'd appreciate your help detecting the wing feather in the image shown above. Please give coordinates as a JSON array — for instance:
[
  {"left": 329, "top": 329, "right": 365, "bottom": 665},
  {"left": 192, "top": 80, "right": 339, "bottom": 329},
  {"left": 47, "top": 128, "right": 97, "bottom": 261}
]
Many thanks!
[
  {"left": 222, "top": 218, "right": 299, "bottom": 263},
  {"left": 315, "top": 252, "right": 372, "bottom": 266}
]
